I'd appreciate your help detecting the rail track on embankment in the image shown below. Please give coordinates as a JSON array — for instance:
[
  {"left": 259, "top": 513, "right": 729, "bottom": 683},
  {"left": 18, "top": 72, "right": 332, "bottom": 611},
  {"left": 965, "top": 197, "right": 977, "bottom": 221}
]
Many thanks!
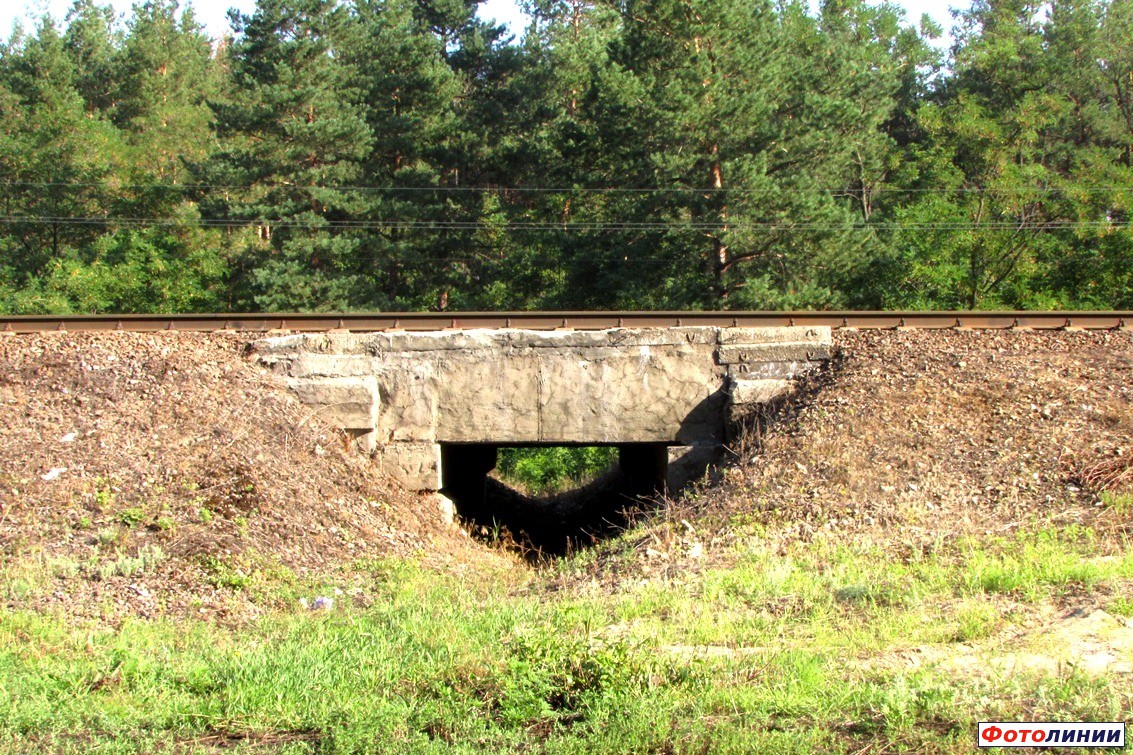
[{"left": 0, "top": 311, "right": 1129, "bottom": 334}]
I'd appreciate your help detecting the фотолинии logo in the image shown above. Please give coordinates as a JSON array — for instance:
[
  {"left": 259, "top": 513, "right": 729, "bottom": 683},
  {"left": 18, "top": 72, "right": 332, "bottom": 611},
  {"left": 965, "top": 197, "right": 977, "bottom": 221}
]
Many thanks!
[{"left": 978, "top": 722, "right": 1126, "bottom": 748}]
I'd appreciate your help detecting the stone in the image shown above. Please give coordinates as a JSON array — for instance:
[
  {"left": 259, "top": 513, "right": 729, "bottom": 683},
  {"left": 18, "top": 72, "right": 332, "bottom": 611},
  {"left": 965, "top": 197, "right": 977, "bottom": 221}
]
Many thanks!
[
  {"left": 284, "top": 354, "right": 376, "bottom": 379},
  {"left": 344, "top": 429, "right": 377, "bottom": 453},
  {"left": 730, "top": 378, "right": 795, "bottom": 406},
  {"left": 667, "top": 445, "right": 723, "bottom": 491},
  {"left": 376, "top": 442, "right": 442, "bottom": 490},
  {"left": 716, "top": 342, "right": 832, "bottom": 365},
  {"left": 364, "top": 330, "right": 732, "bottom": 444},
  {"left": 726, "top": 379, "right": 795, "bottom": 434},
  {"left": 717, "top": 326, "right": 832, "bottom": 345},
  {"left": 435, "top": 493, "right": 457, "bottom": 525},
  {"left": 256, "top": 332, "right": 372, "bottom": 355},
  {"left": 726, "top": 361, "right": 819, "bottom": 380},
  {"left": 285, "top": 376, "right": 378, "bottom": 431}
]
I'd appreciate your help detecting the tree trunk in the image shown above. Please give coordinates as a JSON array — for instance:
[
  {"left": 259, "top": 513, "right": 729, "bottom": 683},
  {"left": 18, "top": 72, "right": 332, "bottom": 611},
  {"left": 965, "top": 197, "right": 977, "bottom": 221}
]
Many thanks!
[{"left": 709, "top": 143, "right": 728, "bottom": 304}]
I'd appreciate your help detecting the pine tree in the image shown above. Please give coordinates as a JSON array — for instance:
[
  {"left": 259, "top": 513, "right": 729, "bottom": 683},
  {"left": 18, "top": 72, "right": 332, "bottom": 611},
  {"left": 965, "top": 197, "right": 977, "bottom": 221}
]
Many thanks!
[
  {"left": 115, "top": 0, "right": 218, "bottom": 185},
  {"left": 541, "top": 0, "right": 919, "bottom": 309},
  {"left": 201, "top": 0, "right": 372, "bottom": 311},
  {"left": 62, "top": 0, "right": 122, "bottom": 115},
  {"left": 889, "top": 0, "right": 1123, "bottom": 308},
  {"left": 338, "top": 0, "right": 466, "bottom": 309},
  {"left": 0, "top": 17, "right": 120, "bottom": 308},
  {"left": 1039, "top": 0, "right": 1133, "bottom": 307}
]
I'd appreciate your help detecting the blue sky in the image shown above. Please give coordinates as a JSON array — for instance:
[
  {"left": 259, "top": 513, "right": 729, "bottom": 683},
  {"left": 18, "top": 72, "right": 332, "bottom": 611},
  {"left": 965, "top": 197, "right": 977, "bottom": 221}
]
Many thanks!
[{"left": 2, "top": 0, "right": 965, "bottom": 45}]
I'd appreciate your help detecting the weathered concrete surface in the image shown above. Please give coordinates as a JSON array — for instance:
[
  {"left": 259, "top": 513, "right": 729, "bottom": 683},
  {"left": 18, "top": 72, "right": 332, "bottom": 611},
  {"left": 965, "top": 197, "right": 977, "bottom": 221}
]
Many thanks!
[
  {"left": 284, "top": 376, "right": 378, "bottom": 431},
  {"left": 252, "top": 326, "right": 831, "bottom": 491},
  {"left": 374, "top": 442, "right": 442, "bottom": 490},
  {"left": 666, "top": 445, "right": 724, "bottom": 491},
  {"left": 729, "top": 378, "right": 795, "bottom": 406}
]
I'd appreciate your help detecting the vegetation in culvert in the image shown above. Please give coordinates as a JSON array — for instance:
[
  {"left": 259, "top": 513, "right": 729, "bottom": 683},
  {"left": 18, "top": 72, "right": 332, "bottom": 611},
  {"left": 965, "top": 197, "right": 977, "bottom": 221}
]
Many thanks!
[{"left": 495, "top": 447, "right": 619, "bottom": 495}]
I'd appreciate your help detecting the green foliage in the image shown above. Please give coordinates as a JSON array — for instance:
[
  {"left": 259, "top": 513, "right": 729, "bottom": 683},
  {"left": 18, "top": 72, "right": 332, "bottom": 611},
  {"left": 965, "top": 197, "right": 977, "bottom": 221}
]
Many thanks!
[
  {"left": 199, "top": 555, "right": 252, "bottom": 590},
  {"left": 1108, "top": 596, "right": 1133, "bottom": 618},
  {"left": 960, "top": 529, "right": 1114, "bottom": 599},
  {"left": 501, "top": 628, "right": 648, "bottom": 723},
  {"left": 95, "top": 527, "right": 119, "bottom": 546},
  {"left": 496, "top": 446, "right": 617, "bottom": 493},
  {"left": 0, "top": 0, "right": 1131, "bottom": 312},
  {"left": 114, "top": 507, "right": 146, "bottom": 527},
  {"left": 1102, "top": 490, "right": 1133, "bottom": 515},
  {"left": 89, "top": 544, "right": 166, "bottom": 580}
]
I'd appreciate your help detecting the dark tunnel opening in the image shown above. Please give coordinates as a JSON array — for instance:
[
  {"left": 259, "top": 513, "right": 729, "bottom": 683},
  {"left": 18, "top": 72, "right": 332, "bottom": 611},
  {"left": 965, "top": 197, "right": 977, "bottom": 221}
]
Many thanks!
[{"left": 440, "top": 442, "right": 671, "bottom": 557}]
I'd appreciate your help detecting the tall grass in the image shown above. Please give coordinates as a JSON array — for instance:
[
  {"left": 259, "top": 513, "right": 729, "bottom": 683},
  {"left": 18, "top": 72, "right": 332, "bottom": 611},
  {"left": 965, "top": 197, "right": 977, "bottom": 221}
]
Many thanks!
[{"left": 2, "top": 527, "right": 1131, "bottom": 753}]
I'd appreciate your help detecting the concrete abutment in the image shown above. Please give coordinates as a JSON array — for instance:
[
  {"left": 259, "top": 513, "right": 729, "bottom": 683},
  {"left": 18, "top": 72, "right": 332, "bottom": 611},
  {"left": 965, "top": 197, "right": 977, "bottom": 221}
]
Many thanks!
[{"left": 252, "top": 326, "right": 831, "bottom": 514}]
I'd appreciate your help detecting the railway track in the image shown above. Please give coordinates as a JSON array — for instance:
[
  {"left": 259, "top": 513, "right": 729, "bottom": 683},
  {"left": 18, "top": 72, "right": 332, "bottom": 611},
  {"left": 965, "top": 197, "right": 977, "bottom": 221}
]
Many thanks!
[{"left": 0, "top": 311, "right": 1129, "bottom": 334}]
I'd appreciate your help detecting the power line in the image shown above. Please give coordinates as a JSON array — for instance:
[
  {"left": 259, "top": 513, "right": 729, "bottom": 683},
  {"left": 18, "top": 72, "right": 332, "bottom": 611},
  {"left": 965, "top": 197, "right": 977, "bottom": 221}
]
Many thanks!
[
  {"left": 1, "top": 181, "right": 1131, "bottom": 194},
  {"left": 0, "top": 215, "right": 1127, "bottom": 231}
]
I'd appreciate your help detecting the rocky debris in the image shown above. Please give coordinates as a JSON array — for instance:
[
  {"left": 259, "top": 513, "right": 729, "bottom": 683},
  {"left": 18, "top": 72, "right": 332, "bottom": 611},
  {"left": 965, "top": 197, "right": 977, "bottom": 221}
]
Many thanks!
[{"left": 718, "top": 329, "right": 1133, "bottom": 543}]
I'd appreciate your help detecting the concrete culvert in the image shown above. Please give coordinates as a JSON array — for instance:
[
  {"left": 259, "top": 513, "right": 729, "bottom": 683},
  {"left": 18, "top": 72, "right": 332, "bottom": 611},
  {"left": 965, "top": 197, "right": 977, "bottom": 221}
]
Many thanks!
[{"left": 440, "top": 443, "right": 673, "bottom": 556}]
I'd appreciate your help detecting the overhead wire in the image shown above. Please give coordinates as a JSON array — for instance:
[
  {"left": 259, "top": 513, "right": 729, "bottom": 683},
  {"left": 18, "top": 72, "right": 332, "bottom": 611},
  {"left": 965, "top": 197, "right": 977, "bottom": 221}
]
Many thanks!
[
  {"left": 1, "top": 180, "right": 1131, "bottom": 194},
  {"left": 0, "top": 215, "right": 1127, "bottom": 231}
]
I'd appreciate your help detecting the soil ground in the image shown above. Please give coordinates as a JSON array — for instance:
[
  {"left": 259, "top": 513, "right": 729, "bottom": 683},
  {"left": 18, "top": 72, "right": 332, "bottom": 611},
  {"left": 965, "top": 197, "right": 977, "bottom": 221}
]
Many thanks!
[
  {"left": 521, "top": 328, "right": 1133, "bottom": 576},
  {"left": 1, "top": 328, "right": 1130, "bottom": 624},
  {"left": 2, "top": 327, "right": 1132, "bottom": 752},
  {"left": 747, "top": 329, "right": 1133, "bottom": 547},
  {"left": 0, "top": 332, "right": 491, "bottom": 623}
]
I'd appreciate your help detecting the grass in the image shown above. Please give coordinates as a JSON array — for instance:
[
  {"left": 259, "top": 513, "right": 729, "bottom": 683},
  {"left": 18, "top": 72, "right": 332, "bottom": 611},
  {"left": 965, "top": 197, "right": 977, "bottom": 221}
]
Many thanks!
[
  {"left": 495, "top": 447, "right": 619, "bottom": 494},
  {"left": 1, "top": 526, "right": 1131, "bottom": 753},
  {"left": 1103, "top": 490, "right": 1133, "bottom": 516}
]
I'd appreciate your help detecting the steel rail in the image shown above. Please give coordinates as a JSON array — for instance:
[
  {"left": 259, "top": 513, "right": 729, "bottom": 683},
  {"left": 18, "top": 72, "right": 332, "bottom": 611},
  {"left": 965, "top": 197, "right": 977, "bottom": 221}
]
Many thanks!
[{"left": 0, "top": 311, "right": 1130, "bottom": 334}]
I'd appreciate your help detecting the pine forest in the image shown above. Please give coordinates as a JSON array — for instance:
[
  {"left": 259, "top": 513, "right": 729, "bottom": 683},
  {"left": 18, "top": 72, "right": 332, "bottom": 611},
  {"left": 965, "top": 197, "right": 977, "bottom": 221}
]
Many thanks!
[{"left": 1, "top": 0, "right": 1131, "bottom": 314}]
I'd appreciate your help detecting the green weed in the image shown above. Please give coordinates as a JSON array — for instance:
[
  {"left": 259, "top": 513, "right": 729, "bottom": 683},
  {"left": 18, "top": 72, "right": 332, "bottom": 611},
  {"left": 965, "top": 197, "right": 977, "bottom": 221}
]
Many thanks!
[
  {"left": 115, "top": 507, "right": 146, "bottom": 527},
  {"left": 95, "top": 527, "right": 119, "bottom": 546},
  {"left": 960, "top": 529, "right": 1109, "bottom": 599},
  {"left": 200, "top": 555, "right": 251, "bottom": 590},
  {"left": 947, "top": 600, "right": 1001, "bottom": 642},
  {"left": 496, "top": 446, "right": 618, "bottom": 494},
  {"left": 1102, "top": 491, "right": 1133, "bottom": 516},
  {"left": 93, "top": 482, "right": 116, "bottom": 509},
  {"left": 87, "top": 545, "right": 166, "bottom": 581},
  {"left": 2, "top": 528, "right": 1131, "bottom": 752},
  {"left": 1108, "top": 596, "right": 1133, "bottom": 618}
]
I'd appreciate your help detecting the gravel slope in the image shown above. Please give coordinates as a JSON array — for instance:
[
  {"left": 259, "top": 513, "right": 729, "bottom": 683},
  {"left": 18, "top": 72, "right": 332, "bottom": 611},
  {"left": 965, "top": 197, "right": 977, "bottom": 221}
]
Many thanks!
[{"left": 0, "top": 333, "right": 477, "bottom": 623}]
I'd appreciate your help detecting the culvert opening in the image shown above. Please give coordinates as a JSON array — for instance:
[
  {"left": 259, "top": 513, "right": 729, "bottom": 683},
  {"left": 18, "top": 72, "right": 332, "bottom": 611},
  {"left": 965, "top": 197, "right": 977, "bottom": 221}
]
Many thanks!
[{"left": 440, "top": 443, "right": 671, "bottom": 556}]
